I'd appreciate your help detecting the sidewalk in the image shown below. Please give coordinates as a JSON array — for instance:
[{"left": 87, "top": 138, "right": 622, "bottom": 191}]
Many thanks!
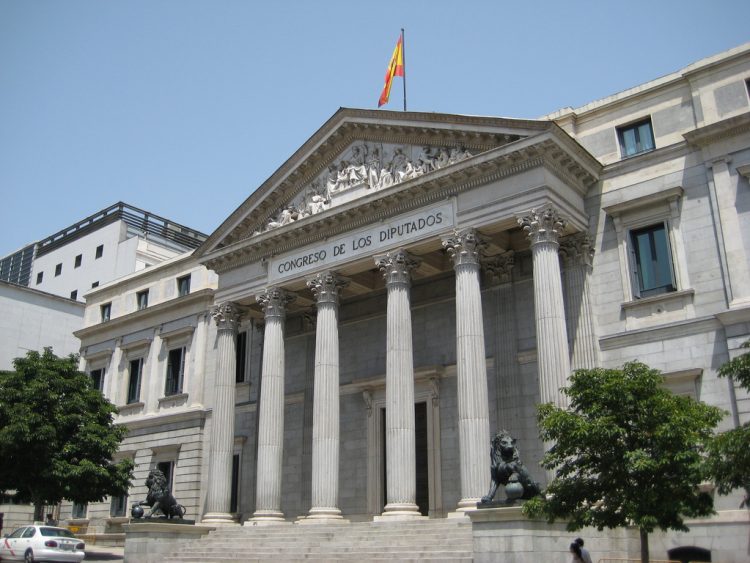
[{"left": 84, "top": 544, "right": 124, "bottom": 562}]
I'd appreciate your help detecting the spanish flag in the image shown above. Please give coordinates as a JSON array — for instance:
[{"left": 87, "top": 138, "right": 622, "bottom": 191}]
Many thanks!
[{"left": 378, "top": 32, "right": 405, "bottom": 108}]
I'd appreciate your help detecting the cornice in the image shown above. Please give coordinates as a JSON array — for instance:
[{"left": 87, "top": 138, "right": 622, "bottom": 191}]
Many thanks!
[
  {"left": 195, "top": 109, "right": 554, "bottom": 259},
  {"left": 74, "top": 288, "right": 214, "bottom": 340},
  {"left": 202, "top": 134, "right": 600, "bottom": 274},
  {"left": 683, "top": 112, "right": 750, "bottom": 148}
]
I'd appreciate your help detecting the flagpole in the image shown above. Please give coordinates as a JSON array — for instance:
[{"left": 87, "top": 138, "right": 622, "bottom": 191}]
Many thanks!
[{"left": 401, "top": 28, "right": 407, "bottom": 111}]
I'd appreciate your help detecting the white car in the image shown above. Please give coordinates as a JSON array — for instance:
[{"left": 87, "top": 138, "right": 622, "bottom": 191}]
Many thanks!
[{"left": 0, "top": 525, "right": 85, "bottom": 562}]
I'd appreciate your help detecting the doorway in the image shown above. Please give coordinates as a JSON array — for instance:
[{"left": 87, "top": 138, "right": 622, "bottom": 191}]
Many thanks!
[{"left": 379, "top": 401, "right": 430, "bottom": 515}]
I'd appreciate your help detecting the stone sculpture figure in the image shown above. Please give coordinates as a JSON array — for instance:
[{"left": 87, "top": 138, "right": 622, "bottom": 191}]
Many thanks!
[
  {"left": 481, "top": 430, "right": 541, "bottom": 504},
  {"left": 131, "top": 469, "right": 186, "bottom": 519}
]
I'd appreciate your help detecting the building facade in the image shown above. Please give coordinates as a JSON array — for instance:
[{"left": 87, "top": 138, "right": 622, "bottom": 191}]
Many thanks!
[{"left": 74, "top": 43, "right": 750, "bottom": 560}]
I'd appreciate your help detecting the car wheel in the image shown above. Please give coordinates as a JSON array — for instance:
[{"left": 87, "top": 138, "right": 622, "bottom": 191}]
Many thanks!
[{"left": 24, "top": 549, "right": 34, "bottom": 563}]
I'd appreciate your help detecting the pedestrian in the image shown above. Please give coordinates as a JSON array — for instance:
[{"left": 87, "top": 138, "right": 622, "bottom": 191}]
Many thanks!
[
  {"left": 570, "top": 542, "right": 585, "bottom": 563},
  {"left": 575, "top": 537, "right": 593, "bottom": 563}
]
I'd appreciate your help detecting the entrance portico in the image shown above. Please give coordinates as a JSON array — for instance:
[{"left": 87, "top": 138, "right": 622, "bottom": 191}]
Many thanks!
[{"left": 195, "top": 108, "right": 601, "bottom": 524}]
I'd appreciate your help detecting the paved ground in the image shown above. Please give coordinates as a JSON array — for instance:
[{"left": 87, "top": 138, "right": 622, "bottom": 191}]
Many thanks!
[{"left": 84, "top": 544, "right": 125, "bottom": 562}]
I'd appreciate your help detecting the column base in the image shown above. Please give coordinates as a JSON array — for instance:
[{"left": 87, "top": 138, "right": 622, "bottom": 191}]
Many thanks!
[
  {"left": 297, "top": 507, "right": 348, "bottom": 525},
  {"left": 245, "top": 510, "right": 289, "bottom": 526},
  {"left": 201, "top": 512, "right": 239, "bottom": 525},
  {"left": 374, "top": 503, "right": 426, "bottom": 521},
  {"left": 447, "top": 497, "right": 482, "bottom": 519}
]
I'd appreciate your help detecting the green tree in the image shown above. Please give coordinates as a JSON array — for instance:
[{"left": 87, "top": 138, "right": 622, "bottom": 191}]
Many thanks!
[
  {"left": 0, "top": 348, "right": 133, "bottom": 521},
  {"left": 523, "top": 362, "right": 723, "bottom": 563},
  {"left": 706, "top": 342, "right": 750, "bottom": 506}
]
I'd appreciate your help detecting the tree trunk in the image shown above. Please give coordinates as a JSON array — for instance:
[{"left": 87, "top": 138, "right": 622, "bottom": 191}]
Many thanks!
[
  {"left": 33, "top": 501, "right": 45, "bottom": 523},
  {"left": 639, "top": 527, "right": 650, "bottom": 563}
]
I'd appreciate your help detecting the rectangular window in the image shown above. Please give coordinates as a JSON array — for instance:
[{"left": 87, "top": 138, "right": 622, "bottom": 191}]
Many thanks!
[
  {"left": 36, "top": 272, "right": 43, "bottom": 285},
  {"left": 71, "top": 503, "right": 87, "bottom": 519},
  {"left": 55, "top": 263, "right": 62, "bottom": 276},
  {"left": 177, "top": 274, "right": 191, "bottom": 297},
  {"left": 617, "top": 118, "right": 655, "bottom": 158},
  {"left": 74, "top": 254, "right": 82, "bottom": 268},
  {"left": 236, "top": 331, "right": 247, "bottom": 383},
  {"left": 165, "top": 347, "right": 185, "bottom": 396},
  {"left": 90, "top": 368, "right": 105, "bottom": 391},
  {"left": 95, "top": 244, "right": 104, "bottom": 259},
  {"left": 101, "top": 303, "right": 111, "bottom": 322},
  {"left": 136, "top": 290, "right": 149, "bottom": 310},
  {"left": 70, "top": 290, "right": 78, "bottom": 300},
  {"left": 110, "top": 494, "right": 127, "bottom": 517},
  {"left": 630, "top": 223, "right": 676, "bottom": 298},
  {"left": 127, "top": 358, "right": 143, "bottom": 404}
]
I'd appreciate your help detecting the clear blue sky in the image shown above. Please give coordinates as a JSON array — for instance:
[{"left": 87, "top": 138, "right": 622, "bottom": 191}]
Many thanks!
[{"left": 1, "top": 0, "right": 748, "bottom": 257}]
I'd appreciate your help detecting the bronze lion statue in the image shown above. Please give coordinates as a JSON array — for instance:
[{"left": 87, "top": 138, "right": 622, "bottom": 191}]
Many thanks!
[
  {"left": 481, "top": 430, "right": 541, "bottom": 503},
  {"left": 133, "top": 469, "right": 186, "bottom": 519}
]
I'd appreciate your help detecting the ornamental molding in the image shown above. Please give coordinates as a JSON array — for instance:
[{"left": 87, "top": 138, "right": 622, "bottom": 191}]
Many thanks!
[
  {"left": 683, "top": 111, "right": 750, "bottom": 148},
  {"left": 518, "top": 205, "right": 567, "bottom": 247},
  {"left": 203, "top": 133, "right": 598, "bottom": 275},
  {"left": 375, "top": 249, "right": 420, "bottom": 287},
  {"left": 442, "top": 228, "right": 487, "bottom": 267}
]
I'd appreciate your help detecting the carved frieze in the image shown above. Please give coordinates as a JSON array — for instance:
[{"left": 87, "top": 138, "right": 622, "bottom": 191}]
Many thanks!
[{"left": 260, "top": 142, "right": 472, "bottom": 235}]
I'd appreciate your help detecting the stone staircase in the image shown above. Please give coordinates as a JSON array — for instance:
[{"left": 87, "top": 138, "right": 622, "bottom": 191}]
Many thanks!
[{"left": 162, "top": 519, "right": 474, "bottom": 562}]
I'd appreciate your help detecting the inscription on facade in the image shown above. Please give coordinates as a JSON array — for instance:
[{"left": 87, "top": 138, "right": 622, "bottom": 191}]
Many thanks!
[{"left": 268, "top": 202, "right": 455, "bottom": 282}]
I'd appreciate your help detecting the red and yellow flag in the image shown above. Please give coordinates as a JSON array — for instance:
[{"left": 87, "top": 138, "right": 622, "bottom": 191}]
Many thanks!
[{"left": 378, "top": 32, "right": 404, "bottom": 108}]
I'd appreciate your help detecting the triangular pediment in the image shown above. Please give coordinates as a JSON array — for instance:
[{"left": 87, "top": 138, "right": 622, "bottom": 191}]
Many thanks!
[{"left": 196, "top": 108, "right": 599, "bottom": 271}]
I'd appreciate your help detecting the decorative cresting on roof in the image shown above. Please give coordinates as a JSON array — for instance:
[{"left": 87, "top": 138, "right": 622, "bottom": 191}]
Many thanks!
[
  {"left": 256, "top": 287, "right": 296, "bottom": 320},
  {"left": 306, "top": 271, "right": 349, "bottom": 306},
  {"left": 518, "top": 206, "right": 567, "bottom": 246},
  {"left": 205, "top": 134, "right": 597, "bottom": 274},
  {"left": 559, "top": 232, "right": 595, "bottom": 268},
  {"left": 211, "top": 302, "right": 242, "bottom": 332},
  {"left": 442, "top": 228, "right": 488, "bottom": 267}
]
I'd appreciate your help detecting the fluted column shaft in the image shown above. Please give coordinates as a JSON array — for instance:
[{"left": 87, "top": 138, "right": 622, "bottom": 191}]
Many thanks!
[
  {"left": 306, "top": 272, "right": 347, "bottom": 521},
  {"left": 561, "top": 233, "right": 599, "bottom": 370},
  {"left": 519, "top": 207, "right": 571, "bottom": 408},
  {"left": 203, "top": 302, "right": 241, "bottom": 524},
  {"left": 251, "top": 288, "right": 295, "bottom": 523},
  {"left": 443, "top": 228, "right": 491, "bottom": 510},
  {"left": 375, "top": 250, "right": 422, "bottom": 518}
]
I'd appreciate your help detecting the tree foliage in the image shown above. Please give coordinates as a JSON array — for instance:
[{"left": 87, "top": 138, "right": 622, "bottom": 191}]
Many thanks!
[
  {"left": 0, "top": 349, "right": 133, "bottom": 518},
  {"left": 706, "top": 341, "right": 750, "bottom": 503},
  {"left": 522, "top": 362, "right": 723, "bottom": 562}
]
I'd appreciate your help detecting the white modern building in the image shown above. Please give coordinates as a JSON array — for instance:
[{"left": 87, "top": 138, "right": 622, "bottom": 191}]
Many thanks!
[{"left": 70, "top": 43, "right": 750, "bottom": 562}]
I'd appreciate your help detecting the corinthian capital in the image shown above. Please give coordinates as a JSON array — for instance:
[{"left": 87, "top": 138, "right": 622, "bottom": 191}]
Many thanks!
[
  {"left": 518, "top": 206, "right": 567, "bottom": 247},
  {"left": 306, "top": 271, "right": 349, "bottom": 305},
  {"left": 482, "top": 251, "right": 515, "bottom": 284},
  {"left": 560, "top": 232, "right": 595, "bottom": 268},
  {"left": 375, "top": 249, "right": 420, "bottom": 287},
  {"left": 256, "top": 287, "right": 296, "bottom": 320},
  {"left": 442, "top": 228, "right": 487, "bottom": 267},
  {"left": 211, "top": 302, "right": 242, "bottom": 332}
]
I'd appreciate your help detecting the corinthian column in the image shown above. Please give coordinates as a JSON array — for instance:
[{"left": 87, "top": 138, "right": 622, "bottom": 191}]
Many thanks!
[
  {"left": 560, "top": 232, "right": 599, "bottom": 370},
  {"left": 203, "top": 302, "right": 241, "bottom": 524},
  {"left": 518, "top": 206, "right": 571, "bottom": 408},
  {"left": 303, "top": 272, "right": 348, "bottom": 523},
  {"left": 442, "top": 228, "right": 491, "bottom": 511},
  {"left": 249, "top": 288, "right": 295, "bottom": 524},
  {"left": 374, "top": 250, "right": 423, "bottom": 520}
]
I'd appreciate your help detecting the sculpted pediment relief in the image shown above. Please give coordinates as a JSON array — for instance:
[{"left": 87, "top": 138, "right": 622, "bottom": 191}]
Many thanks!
[{"left": 260, "top": 142, "right": 473, "bottom": 234}]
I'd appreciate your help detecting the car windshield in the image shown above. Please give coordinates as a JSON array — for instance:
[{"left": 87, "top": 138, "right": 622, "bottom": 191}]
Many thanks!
[{"left": 40, "top": 527, "right": 75, "bottom": 538}]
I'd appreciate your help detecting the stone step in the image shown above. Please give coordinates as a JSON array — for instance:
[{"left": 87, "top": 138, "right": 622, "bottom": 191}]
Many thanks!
[{"left": 162, "top": 519, "right": 474, "bottom": 562}]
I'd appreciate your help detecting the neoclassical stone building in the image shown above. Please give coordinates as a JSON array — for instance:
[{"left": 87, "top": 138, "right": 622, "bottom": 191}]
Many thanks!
[{"left": 75, "top": 43, "right": 750, "bottom": 560}]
